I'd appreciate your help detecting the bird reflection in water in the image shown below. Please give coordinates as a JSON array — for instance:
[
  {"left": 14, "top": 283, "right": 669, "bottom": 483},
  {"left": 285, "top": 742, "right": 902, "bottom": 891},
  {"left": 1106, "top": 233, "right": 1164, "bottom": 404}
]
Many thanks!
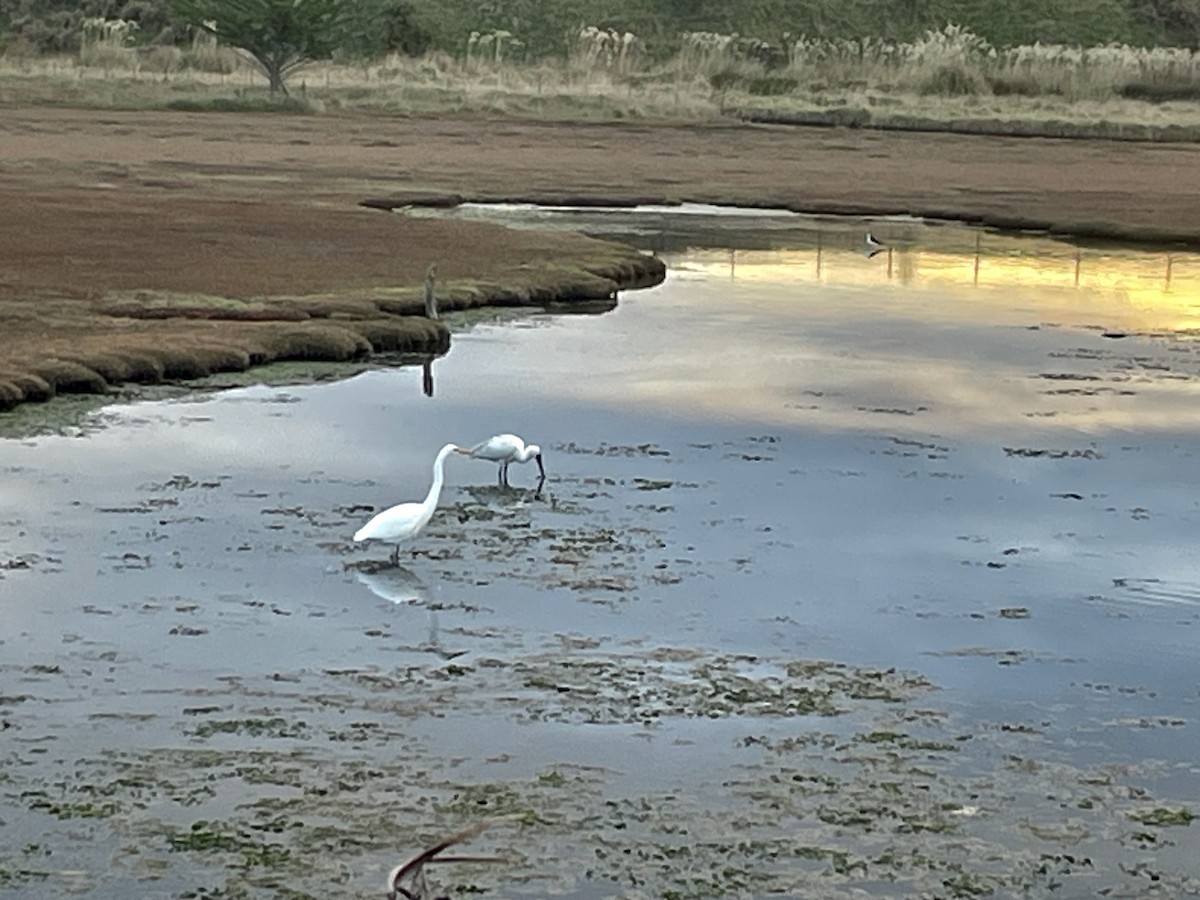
[
  {"left": 353, "top": 561, "right": 431, "bottom": 605},
  {"left": 352, "top": 563, "right": 465, "bottom": 661}
]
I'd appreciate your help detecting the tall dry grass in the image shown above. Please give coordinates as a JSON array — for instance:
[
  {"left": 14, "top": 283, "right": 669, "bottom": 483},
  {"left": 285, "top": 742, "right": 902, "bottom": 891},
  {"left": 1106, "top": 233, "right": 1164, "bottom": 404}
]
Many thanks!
[
  {"left": 77, "top": 17, "right": 139, "bottom": 72},
  {"left": 72, "top": 18, "right": 241, "bottom": 79},
  {"left": 773, "top": 25, "right": 1200, "bottom": 103},
  {"left": 3, "top": 21, "right": 1200, "bottom": 133}
]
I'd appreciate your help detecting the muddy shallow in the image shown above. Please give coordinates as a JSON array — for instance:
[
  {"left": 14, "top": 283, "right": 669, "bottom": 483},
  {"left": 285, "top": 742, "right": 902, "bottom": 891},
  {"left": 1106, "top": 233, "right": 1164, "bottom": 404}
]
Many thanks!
[{"left": 3, "top": 210, "right": 1200, "bottom": 897}]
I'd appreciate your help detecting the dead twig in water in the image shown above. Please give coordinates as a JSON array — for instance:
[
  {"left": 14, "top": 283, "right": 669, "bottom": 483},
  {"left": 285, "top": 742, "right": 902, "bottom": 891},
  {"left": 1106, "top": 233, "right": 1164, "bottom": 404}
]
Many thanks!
[{"left": 385, "top": 818, "right": 509, "bottom": 900}]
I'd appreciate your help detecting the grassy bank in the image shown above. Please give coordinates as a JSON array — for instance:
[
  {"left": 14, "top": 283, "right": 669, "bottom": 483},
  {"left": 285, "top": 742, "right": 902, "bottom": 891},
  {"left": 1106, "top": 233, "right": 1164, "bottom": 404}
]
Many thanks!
[{"left": 0, "top": 191, "right": 666, "bottom": 413}]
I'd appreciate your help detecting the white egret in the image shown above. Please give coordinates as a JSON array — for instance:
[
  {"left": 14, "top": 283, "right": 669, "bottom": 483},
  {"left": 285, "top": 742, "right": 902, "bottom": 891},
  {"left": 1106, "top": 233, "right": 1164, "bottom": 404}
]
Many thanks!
[
  {"left": 865, "top": 232, "right": 885, "bottom": 258},
  {"left": 353, "top": 443, "right": 461, "bottom": 564},
  {"left": 462, "top": 433, "right": 545, "bottom": 487}
]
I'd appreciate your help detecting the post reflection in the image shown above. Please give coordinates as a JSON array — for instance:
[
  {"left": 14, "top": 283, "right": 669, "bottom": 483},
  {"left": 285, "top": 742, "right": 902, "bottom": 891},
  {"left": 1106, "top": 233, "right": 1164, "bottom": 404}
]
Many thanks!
[{"left": 422, "top": 357, "right": 434, "bottom": 398}]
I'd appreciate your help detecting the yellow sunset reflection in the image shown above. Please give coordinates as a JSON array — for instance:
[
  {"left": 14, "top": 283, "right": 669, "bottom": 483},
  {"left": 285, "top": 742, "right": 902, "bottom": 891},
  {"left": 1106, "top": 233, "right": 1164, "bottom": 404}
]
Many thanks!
[
  {"left": 554, "top": 232, "right": 1200, "bottom": 438},
  {"left": 673, "top": 235, "right": 1200, "bottom": 333}
]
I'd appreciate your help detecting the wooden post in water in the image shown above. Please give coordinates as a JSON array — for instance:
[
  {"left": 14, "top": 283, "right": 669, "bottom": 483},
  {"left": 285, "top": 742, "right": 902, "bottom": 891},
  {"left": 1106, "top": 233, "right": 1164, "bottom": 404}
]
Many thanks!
[{"left": 423, "top": 263, "right": 439, "bottom": 319}]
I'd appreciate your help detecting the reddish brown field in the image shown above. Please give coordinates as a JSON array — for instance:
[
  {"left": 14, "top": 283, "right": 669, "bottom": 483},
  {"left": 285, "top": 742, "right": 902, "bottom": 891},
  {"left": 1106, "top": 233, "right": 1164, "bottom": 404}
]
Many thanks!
[{"left": 3, "top": 106, "right": 1200, "bottom": 409}]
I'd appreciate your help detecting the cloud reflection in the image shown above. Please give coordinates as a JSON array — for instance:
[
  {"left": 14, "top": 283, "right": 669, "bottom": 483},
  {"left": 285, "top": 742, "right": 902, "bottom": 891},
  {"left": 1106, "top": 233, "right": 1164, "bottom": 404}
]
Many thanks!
[
  {"left": 453, "top": 227, "right": 1200, "bottom": 440},
  {"left": 6, "top": 220, "right": 1200, "bottom": 485}
]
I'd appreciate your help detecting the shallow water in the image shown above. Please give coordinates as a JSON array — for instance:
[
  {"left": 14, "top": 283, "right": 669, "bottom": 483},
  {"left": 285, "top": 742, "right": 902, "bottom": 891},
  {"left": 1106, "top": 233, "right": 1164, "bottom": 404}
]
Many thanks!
[{"left": 3, "top": 210, "right": 1200, "bottom": 897}]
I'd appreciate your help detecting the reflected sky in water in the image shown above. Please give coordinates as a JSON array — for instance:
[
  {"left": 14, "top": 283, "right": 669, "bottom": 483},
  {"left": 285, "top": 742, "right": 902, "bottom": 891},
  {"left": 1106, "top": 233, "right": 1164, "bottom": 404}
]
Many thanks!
[
  {"left": 3, "top": 212, "right": 1200, "bottom": 777},
  {"left": 5, "top": 210, "right": 1200, "bottom": 895},
  {"left": 440, "top": 205, "right": 1200, "bottom": 438}
]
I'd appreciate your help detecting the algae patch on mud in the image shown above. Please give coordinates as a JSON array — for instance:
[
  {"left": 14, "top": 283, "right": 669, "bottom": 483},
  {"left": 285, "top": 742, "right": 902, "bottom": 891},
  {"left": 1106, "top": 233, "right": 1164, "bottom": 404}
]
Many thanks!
[
  {"left": 4, "top": 643, "right": 1196, "bottom": 898},
  {"left": 504, "top": 653, "right": 933, "bottom": 723},
  {"left": 7, "top": 362, "right": 1200, "bottom": 899}
]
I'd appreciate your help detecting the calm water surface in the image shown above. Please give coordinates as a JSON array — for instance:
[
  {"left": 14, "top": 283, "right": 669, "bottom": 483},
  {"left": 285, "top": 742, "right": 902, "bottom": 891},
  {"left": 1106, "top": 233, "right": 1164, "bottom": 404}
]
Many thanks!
[{"left": 3, "top": 209, "right": 1200, "bottom": 896}]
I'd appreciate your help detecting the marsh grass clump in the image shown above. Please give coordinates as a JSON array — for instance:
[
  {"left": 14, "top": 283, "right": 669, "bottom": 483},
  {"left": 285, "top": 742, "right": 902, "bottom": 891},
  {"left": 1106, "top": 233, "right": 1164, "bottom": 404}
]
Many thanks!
[
  {"left": 568, "top": 26, "right": 641, "bottom": 77},
  {"left": 1119, "top": 78, "right": 1200, "bottom": 102},
  {"left": 60, "top": 352, "right": 145, "bottom": 383},
  {"left": 138, "top": 45, "right": 183, "bottom": 75},
  {"left": 708, "top": 67, "right": 743, "bottom": 95},
  {"left": 0, "top": 380, "right": 24, "bottom": 410},
  {"left": 181, "top": 27, "right": 238, "bottom": 75},
  {"left": 0, "top": 372, "right": 53, "bottom": 406},
  {"left": 135, "top": 344, "right": 249, "bottom": 380},
  {"left": 257, "top": 325, "right": 373, "bottom": 362},
  {"left": 919, "top": 63, "right": 984, "bottom": 95},
  {"left": 988, "top": 73, "right": 1054, "bottom": 95},
  {"left": 180, "top": 344, "right": 253, "bottom": 375},
  {"left": 115, "top": 352, "right": 166, "bottom": 384},
  {"left": 746, "top": 74, "right": 800, "bottom": 96},
  {"left": 31, "top": 360, "right": 108, "bottom": 394},
  {"left": 77, "top": 17, "right": 139, "bottom": 72},
  {"left": 352, "top": 318, "right": 450, "bottom": 354},
  {"left": 153, "top": 350, "right": 212, "bottom": 380}
]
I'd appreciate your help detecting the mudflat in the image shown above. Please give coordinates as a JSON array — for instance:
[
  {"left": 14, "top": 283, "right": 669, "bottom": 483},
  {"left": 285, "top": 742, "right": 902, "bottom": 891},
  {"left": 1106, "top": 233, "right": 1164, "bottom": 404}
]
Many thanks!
[{"left": 3, "top": 106, "right": 1199, "bottom": 407}]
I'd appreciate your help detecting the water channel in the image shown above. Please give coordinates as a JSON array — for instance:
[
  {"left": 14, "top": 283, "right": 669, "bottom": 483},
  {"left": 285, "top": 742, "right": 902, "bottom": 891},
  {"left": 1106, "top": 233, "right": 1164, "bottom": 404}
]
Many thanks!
[{"left": 2, "top": 206, "right": 1200, "bottom": 897}]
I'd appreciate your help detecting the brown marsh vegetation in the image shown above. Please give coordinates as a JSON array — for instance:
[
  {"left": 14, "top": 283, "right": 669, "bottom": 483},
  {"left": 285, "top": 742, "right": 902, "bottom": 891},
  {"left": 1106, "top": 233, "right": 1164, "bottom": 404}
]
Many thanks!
[{"left": 2, "top": 98, "right": 1199, "bottom": 412}]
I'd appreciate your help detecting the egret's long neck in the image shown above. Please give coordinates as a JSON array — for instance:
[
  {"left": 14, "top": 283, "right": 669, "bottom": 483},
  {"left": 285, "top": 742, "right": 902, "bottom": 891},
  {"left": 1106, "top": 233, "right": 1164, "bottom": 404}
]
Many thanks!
[{"left": 423, "top": 448, "right": 451, "bottom": 510}]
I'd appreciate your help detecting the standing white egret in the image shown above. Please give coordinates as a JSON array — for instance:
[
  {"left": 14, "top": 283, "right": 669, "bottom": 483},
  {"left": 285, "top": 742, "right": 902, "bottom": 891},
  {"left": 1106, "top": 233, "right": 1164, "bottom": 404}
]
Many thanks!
[
  {"left": 463, "top": 433, "right": 545, "bottom": 487},
  {"left": 865, "top": 232, "right": 885, "bottom": 258},
  {"left": 353, "top": 443, "right": 461, "bottom": 564}
]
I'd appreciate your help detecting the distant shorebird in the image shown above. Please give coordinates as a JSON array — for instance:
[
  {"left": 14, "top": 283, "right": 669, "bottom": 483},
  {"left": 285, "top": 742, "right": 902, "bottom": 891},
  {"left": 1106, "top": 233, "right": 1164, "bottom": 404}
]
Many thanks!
[{"left": 865, "top": 232, "right": 885, "bottom": 258}]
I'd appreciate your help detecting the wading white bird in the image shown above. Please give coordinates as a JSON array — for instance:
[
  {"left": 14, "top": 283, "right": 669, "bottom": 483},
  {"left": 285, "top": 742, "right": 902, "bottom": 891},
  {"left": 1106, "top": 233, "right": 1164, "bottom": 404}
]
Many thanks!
[
  {"left": 353, "top": 443, "right": 461, "bottom": 564},
  {"left": 463, "top": 433, "right": 545, "bottom": 487},
  {"left": 865, "top": 232, "right": 885, "bottom": 258}
]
